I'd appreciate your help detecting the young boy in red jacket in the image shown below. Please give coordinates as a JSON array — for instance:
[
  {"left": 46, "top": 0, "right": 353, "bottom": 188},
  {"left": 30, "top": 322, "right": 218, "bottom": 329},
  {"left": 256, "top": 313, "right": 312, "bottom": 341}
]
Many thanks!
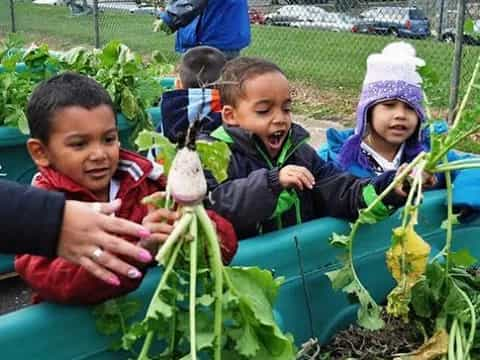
[{"left": 15, "top": 73, "right": 237, "bottom": 305}]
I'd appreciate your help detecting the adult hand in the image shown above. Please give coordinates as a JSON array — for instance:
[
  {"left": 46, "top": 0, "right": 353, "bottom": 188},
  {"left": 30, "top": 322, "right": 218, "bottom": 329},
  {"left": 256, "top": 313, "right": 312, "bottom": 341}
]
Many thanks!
[{"left": 57, "top": 199, "right": 153, "bottom": 285}]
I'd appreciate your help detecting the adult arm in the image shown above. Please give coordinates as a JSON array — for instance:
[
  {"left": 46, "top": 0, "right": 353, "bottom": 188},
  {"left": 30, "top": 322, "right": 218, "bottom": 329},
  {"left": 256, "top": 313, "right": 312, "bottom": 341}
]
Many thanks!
[
  {"left": 0, "top": 180, "right": 153, "bottom": 284},
  {"left": 0, "top": 179, "right": 65, "bottom": 256},
  {"left": 160, "top": 0, "right": 208, "bottom": 32}
]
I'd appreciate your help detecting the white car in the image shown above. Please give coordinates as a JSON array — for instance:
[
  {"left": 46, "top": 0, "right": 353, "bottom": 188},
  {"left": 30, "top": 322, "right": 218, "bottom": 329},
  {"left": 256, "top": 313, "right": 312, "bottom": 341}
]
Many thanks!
[
  {"left": 264, "top": 5, "right": 327, "bottom": 26},
  {"left": 128, "top": 3, "right": 163, "bottom": 16},
  {"left": 32, "top": 0, "right": 65, "bottom": 5},
  {"left": 291, "top": 12, "right": 358, "bottom": 32},
  {"left": 97, "top": 1, "right": 138, "bottom": 12}
]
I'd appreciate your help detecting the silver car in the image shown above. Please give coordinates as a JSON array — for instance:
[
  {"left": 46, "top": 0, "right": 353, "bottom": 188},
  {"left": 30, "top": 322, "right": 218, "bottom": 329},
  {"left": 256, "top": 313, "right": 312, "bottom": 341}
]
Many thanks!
[
  {"left": 291, "top": 12, "right": 358, "bottom": 32},
  {"left": 264, "top": 5, "right": 327, "bottom": 26}
]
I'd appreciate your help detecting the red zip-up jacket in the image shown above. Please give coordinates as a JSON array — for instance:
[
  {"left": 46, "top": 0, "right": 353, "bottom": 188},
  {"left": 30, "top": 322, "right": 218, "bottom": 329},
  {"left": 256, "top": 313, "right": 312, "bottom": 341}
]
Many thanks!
[{"left": 15, "top": 149, "right": 237, "bottom": 305}]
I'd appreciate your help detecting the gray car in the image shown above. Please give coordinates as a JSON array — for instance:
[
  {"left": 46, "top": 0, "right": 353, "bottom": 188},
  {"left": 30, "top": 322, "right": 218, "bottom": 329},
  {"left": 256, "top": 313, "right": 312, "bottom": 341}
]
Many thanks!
[{"left": 352, "top": 6, "right": 430, "bottom": 38}]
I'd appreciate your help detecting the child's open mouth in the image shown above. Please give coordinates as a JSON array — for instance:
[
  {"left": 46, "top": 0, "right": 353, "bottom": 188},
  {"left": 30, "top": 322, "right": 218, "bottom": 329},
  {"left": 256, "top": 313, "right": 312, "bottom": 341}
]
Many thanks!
[
  {"left": 265, "top": 130, "right": 287, "bottom": 153},
  {"left": 389, "top": 125, "right": 409, "bottom": 135}
]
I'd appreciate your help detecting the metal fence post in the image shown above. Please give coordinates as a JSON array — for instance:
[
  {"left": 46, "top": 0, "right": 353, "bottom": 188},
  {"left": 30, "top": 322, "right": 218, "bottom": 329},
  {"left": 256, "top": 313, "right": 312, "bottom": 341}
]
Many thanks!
[
  {"left": 448, "top": 0, "right": 466, "bottom": 122},
  {"left": 436, "top": 0, "right": 445, "bottom": 41},
  {"left": 93, "top": 0, "right": 100, "bottom": 48},
  {"left": 9, "top": 0, "right": 16, "bottom": 33}
]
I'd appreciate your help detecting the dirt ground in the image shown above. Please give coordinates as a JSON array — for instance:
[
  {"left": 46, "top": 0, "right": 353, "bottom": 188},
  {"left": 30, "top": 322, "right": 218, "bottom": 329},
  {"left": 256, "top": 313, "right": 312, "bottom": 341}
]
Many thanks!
[
  {"left": 294, "top": 114, "right": 345, "bottom": 149},
  {"left": 0, "top": 276, "right": 32, "bottom": 315}
]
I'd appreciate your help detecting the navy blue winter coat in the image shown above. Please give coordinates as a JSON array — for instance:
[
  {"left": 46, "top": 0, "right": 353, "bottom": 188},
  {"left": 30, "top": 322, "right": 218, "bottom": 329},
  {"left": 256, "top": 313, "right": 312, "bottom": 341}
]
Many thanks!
[
  {"left": 205, "top": 124, "right": 405, "bottom": 240},
  {"left": 161, "top": 0, "right": 251, "bottom": 53}
]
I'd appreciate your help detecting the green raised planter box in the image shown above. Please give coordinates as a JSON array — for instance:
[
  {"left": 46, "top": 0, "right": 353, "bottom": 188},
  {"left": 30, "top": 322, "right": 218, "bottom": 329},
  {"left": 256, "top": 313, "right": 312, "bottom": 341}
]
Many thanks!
[
  {"left": 0, "top": 190, "right": 478, "bottom": 358},
  {"left": 0, "top": 255, "right": 14, "bottom": 275}
]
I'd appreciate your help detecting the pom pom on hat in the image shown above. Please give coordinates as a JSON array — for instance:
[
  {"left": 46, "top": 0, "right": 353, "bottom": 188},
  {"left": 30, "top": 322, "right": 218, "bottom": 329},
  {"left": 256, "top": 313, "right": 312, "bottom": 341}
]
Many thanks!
[{"left": 362, "top": 42, "right": 425, "bottom": 88}]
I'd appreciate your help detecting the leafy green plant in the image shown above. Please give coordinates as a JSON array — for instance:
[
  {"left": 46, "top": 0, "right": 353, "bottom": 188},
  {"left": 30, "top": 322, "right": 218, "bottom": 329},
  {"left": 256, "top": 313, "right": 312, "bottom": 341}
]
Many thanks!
[
  {"left": 94, "top": 130, "right": 296, "bottom": 359},
  {"left": 327, "top": 53, "right": 480, "bottom": 357},
  {"left": 60, "top": 41, "right": 164, "bottom": 141},
  {"left": 0, "top": 37, "right": 59, "bottom": 133},
  {"left": 0, "top": 37, "right": 168, "bottom": 138}
]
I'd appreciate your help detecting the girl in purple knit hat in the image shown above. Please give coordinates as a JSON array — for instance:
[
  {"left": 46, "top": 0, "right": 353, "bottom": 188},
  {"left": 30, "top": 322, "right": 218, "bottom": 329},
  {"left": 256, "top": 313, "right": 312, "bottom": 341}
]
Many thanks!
[
  {"left": 319, "top": 41, "right": 426, "bottom": 177},
  {"left": 318, "top": 41, "right": 480, "bottom": 217}
]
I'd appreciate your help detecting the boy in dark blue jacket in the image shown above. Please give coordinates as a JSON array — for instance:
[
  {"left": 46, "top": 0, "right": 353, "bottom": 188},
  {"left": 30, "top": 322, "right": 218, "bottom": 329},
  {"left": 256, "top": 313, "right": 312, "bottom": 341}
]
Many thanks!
[
  {"left": 205, "top": 57, "right": 424, "bottom": 240},
  {"left": 156, "top": 0, "right": 250, "bottom": 60},
  {"left": 157, "top": 46, "right": 225, "bottom": 143}
]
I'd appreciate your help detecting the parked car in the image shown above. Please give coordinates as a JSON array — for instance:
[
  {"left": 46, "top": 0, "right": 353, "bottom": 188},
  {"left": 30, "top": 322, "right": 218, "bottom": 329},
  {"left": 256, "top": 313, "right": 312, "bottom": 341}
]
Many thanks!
[
  {"left": 129, "top": 3, "right": 163, "bottom": 16},
  {"left": 291, "top": 12, "right": 358, "bottom": 32},
  {"left": 352, "top": 6, "right": 430, "bottom": 38},
  {"left": 441, "top": 20, "right": 480, "bottom": 45},
  {"left": 264, "top": 5, "right": 327, "bottom": 26},
  {"left": 97, "top": 2, "right": 138, "bottom": 12},
  {"left": 249, "top": 8, "right": 266, "bottom": 25},
  {"left": 32, "top": 0, "right": 65, "bottom": 5}
]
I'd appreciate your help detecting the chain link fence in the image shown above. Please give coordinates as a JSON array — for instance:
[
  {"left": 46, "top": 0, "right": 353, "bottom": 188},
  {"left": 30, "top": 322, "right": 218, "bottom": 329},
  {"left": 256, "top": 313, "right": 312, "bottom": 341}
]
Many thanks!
[{"left": 1, "top": 0, "right": 480, "bottom": 113}]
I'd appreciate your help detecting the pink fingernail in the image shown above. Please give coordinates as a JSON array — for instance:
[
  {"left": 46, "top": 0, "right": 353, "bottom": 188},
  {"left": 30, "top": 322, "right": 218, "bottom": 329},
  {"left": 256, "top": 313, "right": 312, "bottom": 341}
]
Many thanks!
[
  {"left": 138, "top": 249, "right": 153, "bottom": 262},
  {"left": 138, "top": 228, "right": 151, "bottom": 238},
  {"left": 127, "top": 268, "right": 142, "bottom": 279},
  {"left": 108, "top": 275, "right": 121, "bottom": 286}
]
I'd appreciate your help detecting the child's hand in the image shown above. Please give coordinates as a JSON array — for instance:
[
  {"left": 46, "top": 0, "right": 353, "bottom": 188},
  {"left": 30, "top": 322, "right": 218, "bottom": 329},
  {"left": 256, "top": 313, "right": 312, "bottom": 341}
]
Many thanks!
[
  {"left": 140, "top": 192, "right": 180, "bottom": 254},
  {"left": 279, "top": 165, "right": 315, "bottom": 190},
  {"left": 394, "top": 163, "right": 437, "bottom": 197}
]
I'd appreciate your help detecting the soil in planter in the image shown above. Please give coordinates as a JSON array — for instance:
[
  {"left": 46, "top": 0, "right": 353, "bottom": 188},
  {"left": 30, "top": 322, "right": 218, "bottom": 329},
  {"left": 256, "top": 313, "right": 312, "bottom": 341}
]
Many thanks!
[
  {"left": 298, "top": 312, "right": 424, "bottom": 360},
  {"left": 0, "top": 275, "right": 32, "bottom": 315}
]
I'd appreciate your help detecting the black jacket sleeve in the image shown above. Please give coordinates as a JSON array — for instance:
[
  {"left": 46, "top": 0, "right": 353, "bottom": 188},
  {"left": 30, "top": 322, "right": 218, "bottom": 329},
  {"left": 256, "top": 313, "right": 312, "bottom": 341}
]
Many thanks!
[
  {"left": 310, "top": 151, "right": 405, "bottom": 221},
  {"left": 0, "top": 180, "right": 65, "bottom": 257},
  {"left": 162, "top": 0, "right": 209, "bottom": 31},
  {"left": 206, "top": 167, "right": 283, "bottom": 238}
]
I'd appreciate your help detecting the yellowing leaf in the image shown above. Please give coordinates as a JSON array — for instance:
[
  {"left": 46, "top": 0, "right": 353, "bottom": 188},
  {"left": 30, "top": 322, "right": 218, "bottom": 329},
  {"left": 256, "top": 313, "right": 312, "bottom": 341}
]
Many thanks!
[
  {"left": 394, "top": 329, "right": 448, "bottom": 359},
  {"left": 386, "top": 225, "right": 430, "bottom": 288},
  {"left": 386, "top": 225, "right": 431, "bottom": 319}
]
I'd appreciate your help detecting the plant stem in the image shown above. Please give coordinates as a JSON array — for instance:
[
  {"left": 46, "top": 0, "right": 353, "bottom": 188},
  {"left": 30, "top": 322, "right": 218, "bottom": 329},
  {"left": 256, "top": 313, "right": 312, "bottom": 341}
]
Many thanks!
[
  {"left": 364, "top": 153, "right": 426, "bottom": 213},
  {"left": 195, "top": 206, "right": 223, "bottom": 360},
  {"left": 445, "top": 165, "right": 453, "bottom": 274},
  {"left": 449, "top": 318, "right": 457, "bottom": 360},
  {"left": 167, "top": 302, "right": 177, "bottom": 356},
  {"left": 452, "top": 279, "right": 476, "bottom": 357},
  {"left": 335, "top": 154, "right": 426, "bottom": 328},
  {"left": 346, "top": 219, "right": 383, "bottom": 327},
  {"left": 399, "top": 163, "right": 424, "bottom": 295},
  {"left": 428, "top": 124, "right": 480, "bottom": 169},
  {"left": 138, "top": 237, "right": 185, "bottom": 360},
  {"left": 433, "top": 158, "right": 480, "bottom": 173},
  {"left": 189, "top": 216, "right": 198, "bottom": 360},
  {"left": 422, "top": 91, "right": 433, "bottom": 122},
  {"left": 452, "top": 52, "right": 480, "bottom": 130},
  {"left": 156, "top": 211, "right": 193, "bottom": 264}
]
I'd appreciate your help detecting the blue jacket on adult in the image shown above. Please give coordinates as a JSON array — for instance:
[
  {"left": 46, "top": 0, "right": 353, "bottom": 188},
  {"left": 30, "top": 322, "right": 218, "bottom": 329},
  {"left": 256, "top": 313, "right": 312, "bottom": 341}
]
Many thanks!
[
  {"left": 205, "top": 124, "right": 405, "bottom": 240},
  {"left": 318, "top": 127, "right": 480, "bottom": 213},
  {"left": 160, "top": 0, "right": 251, "bottom": 53}
]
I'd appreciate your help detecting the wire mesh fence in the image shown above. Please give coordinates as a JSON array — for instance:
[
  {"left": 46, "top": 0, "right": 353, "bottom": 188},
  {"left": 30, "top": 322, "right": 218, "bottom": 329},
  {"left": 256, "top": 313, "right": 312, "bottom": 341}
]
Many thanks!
[{"left": 1, "top": 0, "right": 480, "bottom": 112}]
